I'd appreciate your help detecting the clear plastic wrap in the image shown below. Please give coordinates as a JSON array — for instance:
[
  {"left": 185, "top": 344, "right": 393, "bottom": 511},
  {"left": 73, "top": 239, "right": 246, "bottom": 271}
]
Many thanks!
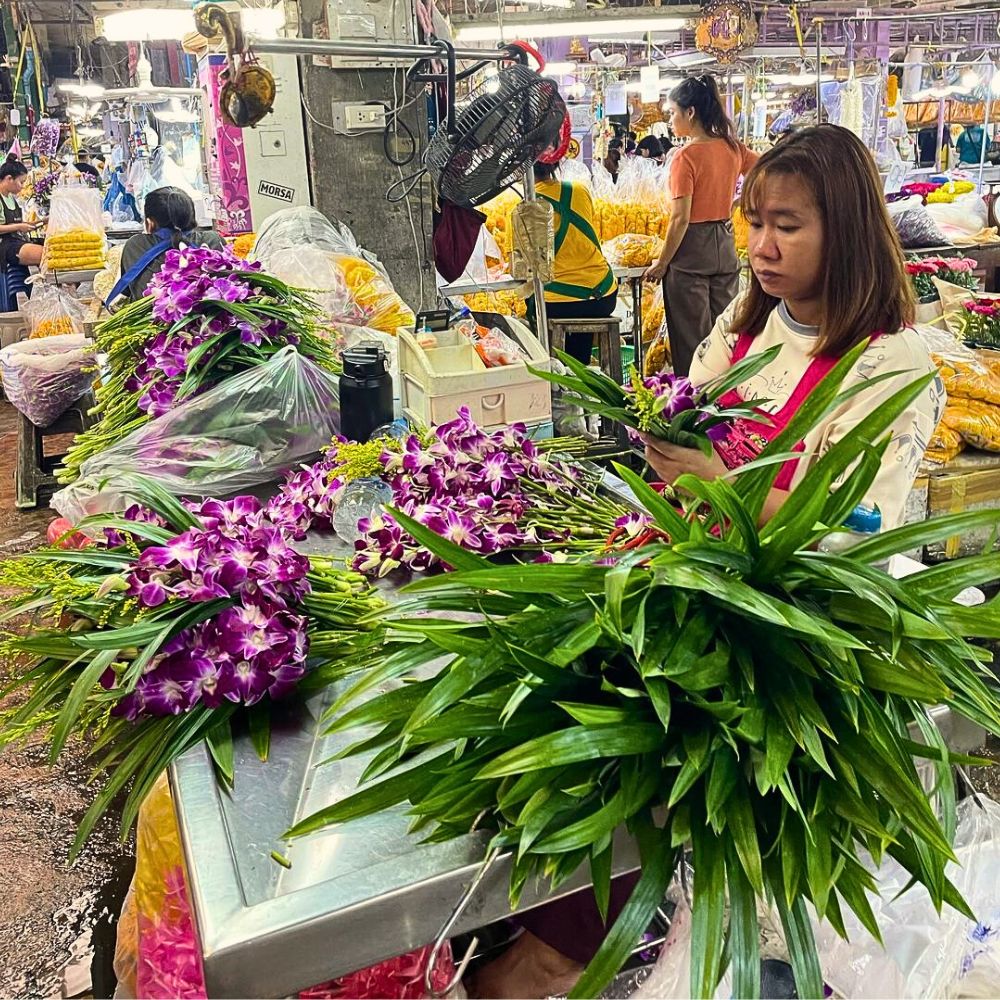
[
  {"left": 0, "top": 333, "right": 95, "bottom": 428},
  {"left": 811, "top": 796, "right": 1000, "bottom": 999},
  {"left": 24, "top": 282, "right": 88, "bottom": 338},
  {"left": 893, "top": 207, "right": 948, "bottom": 250},
  {"left": 942, "top": 397, "right": 1000, "bottom": 451},
  {"left": 927, "top": 194, "right": 991, "bottom": 241},
  {"left": 558, "top": 158, "right": 592, "bottom": 188},
  {"left": 44, "top": 186, "right": 107, "bottom": 271},
  {"left": 250, "top": 206, "right": 346, "bottom": 261},
  {"left": 932, "top": 348, "right": 1000, "bottom": 404},
  {"left": 642, "top": 283, "right": 666, "bottom": 344},
  {"left": 52, "top": 347, "right": 341, "bottom": 521},
  {"left": 602, "top": 233, "right": 663, "bottom": 268},
  {"left": 257, "top": 245, "right": 354, "bottom": 331}
]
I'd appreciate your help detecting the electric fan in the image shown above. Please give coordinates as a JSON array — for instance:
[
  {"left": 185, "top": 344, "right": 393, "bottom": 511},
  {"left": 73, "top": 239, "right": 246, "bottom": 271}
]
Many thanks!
[{"left": 426, "top": 63, "right": 568, "bottom": 208}]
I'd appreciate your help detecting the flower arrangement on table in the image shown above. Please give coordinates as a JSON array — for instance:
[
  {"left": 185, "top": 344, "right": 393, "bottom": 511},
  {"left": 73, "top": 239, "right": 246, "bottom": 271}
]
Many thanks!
[
  {"left": 59, "top": 245, "right": 340, "bottom": 482},
  {"left": 283, "top": 341, "right": 1000, "bottom": 1000},
  {"left": 960, "top": 295, "right": 1000, "bottom": 347},
  {"left": 272, "top": 410, "right": 632, "bottom": 579},
  {"left": 0, "top": 477, "right": 385, "bottom": 856},
  {"left": 26, "top": 168, "right": 61, "bottom": 213},
  {"left": 905, "top": 255, "right": 979, "bottom": 300}
]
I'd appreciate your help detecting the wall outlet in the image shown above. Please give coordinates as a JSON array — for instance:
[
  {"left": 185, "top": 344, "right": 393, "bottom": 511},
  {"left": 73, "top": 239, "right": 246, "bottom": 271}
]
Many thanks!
[{"left": 330, "top": 101, "right": 387, "bottom": 133}]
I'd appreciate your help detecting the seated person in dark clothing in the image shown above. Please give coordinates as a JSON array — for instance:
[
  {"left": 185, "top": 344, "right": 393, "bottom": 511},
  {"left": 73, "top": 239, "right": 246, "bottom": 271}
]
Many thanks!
[
  {"left": 116, "top": 186, "right": 225, "bottom": 301},
  {"left": 73, "top": 150, "right": 101, "bottom": 181}
]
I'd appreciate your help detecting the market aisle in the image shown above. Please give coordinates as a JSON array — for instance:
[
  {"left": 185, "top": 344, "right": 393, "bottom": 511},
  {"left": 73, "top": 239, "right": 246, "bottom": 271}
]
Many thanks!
[{"left": 0, "top": 400, "right": 134, "bottom": 999}]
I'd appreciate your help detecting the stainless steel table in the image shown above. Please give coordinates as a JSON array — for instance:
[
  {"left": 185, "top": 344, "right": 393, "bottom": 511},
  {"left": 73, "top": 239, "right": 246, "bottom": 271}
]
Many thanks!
[{"left": 170, "top": 522, "right": 642, "bottom": 998}]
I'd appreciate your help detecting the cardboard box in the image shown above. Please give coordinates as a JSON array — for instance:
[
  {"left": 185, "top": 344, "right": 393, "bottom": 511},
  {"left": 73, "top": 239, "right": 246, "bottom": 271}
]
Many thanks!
[{"left": 926, "top": 452, "right": 1000, "bottom": 561}]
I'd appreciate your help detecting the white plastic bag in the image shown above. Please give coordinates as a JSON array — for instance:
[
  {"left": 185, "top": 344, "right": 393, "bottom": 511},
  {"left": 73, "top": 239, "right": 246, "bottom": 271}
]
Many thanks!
[
  {"left": 23, "top": 282, "right": 88, "bottom": 338},
  {"left": 0, "top": 334, "right": 95, "bottom": 427},
  {"left": 812, "top": 795, "right": 1000, "bottom": 999},
  {"left": 52, "top": 347, "right": 341, "bottom": 521}
]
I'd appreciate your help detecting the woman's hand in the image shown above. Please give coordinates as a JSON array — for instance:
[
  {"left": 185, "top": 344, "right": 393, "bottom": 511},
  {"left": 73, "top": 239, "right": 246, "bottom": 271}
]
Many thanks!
[
  {"left": 643, "top": 260, "right": 667, "bottom": 283},
  {"left": 641, "top": 433, "right": 726, "bottom": 484},
  {"left": 13, "top": 222, "right": 37, "bottom": 233}
]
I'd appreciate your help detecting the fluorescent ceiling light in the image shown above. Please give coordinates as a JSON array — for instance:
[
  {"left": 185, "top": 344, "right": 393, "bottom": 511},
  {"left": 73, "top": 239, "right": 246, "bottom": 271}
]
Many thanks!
[
  {"left": 100, "top": 5, "right": 284, "bottom": 42},
  {"left": 453, "top": 15, "right": 687, "bottom": 42},
  {"left": 505, "top": 0, "right": 574, "bottom": 7},
  {"left": 100, "top": 8, "right": 194, "bottom": 41},
  {"left": 541, "top": 61, "right": 577, "bottom": 76},
  {"left": 59, "top": 81, "right": 106, "bottom": 98},
  {"left": 661, "top": 52, "right": 715, "bottom": 68}
]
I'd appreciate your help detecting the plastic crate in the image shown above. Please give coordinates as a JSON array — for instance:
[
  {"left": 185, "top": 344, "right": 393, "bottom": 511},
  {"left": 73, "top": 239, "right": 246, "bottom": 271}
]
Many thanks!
[{"left": 398, "top": 316, "right": 552, "bottom": 429}]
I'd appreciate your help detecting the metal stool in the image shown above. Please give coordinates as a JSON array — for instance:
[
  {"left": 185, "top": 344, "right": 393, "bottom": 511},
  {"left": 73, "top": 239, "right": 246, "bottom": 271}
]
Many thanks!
[
  {"left": 548, "top": 316, "right": 629, "bottom": 449},
  {"left": 16, "top": 392, "right": 95, "bottom": 510}
]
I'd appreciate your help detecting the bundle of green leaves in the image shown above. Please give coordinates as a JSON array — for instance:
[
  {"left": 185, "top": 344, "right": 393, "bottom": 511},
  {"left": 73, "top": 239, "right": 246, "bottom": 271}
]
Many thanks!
[{"left": 285, "top": 340, "right": 1000, "bottom": 999}]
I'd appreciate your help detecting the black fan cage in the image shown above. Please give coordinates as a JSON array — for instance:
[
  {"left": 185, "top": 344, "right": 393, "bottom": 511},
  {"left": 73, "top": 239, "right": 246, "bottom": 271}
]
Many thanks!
[{"left": 427, "top": 64, "right": 568, "bottom": 208}]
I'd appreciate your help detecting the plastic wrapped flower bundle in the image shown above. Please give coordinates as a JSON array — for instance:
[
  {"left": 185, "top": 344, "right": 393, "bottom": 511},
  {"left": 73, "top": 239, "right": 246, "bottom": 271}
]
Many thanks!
[
  {"left": 59, "top": 245, "right": 341, "bottom": 482},
  {"left": 534, "top": 348, "right": 778, "bottom": 456},
  {"left": 29, "top": 117, "right": 61, "bottom": 158},
  {"left": 0, "top": 477, "right": 385, "bottom": 855}
]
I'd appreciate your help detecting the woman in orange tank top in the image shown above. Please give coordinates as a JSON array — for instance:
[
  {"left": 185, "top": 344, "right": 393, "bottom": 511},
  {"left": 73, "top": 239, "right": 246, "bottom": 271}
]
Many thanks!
[{"left": 644, "top": 75, "right": 758, "bottom": 376}]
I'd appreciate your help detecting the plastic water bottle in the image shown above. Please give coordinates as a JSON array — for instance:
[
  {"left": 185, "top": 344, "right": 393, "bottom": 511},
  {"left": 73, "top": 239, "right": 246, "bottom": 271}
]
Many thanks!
[
  {"left": 333, "top": 477, "right": 393, "bottom": 545},
  {"left": 819, "top": 504, "right": 889, "bottom": 570}
]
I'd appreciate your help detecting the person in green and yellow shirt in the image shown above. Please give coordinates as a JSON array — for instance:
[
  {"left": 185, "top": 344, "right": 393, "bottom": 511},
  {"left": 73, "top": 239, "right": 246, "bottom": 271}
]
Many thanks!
[{"left": 528, "top": 159, "right": 618, "bottom": 363}]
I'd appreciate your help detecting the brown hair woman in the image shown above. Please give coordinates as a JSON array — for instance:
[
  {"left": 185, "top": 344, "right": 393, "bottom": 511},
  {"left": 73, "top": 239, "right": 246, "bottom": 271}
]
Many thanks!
[{"left": 642, "top": 124, "right": 944, "bottom": 530}]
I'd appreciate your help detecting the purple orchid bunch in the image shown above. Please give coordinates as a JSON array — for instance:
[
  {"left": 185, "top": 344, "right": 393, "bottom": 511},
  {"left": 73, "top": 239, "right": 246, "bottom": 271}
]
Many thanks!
[
  {"left": 268, "top": 409, "right": 586, "bottom": 577},
  {"left": 119, "top": 247, "right": 312, "bottom": 418},
  {"left": 30, "top": 169, "right": 61, "bottom": 210},
  {"left": 536, "top": 349, "right": 779, "bottom": 457},
  {"left": 107, "top": 496, "right": 311, "bottom": 720}
]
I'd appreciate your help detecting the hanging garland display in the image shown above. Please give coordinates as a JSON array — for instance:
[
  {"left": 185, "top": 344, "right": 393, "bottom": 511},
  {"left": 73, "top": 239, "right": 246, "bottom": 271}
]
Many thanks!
[{"left": 695, "top": 0, "right": 758, "bottom": 63}]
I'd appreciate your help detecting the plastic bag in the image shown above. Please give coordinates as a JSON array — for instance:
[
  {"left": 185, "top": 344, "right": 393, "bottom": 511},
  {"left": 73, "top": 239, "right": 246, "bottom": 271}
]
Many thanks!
[
  {"left": 112, "top": 775, "right": 208, "bottom": 998},
  {"left": 558, "top": 158, "right": 592, "bottom": 188},
  {"left": 23, "top": 282, "right": 88, "bottom": 338},
  {"left": 933, "top": 349, "right": 1000, "bottom": 404},
  {"left": 811, "top": 796, "right": 1000, "bottom": 999},
  {"left": 602, "top": 233, "right": 663, "bottom": 268},
  {"left": 103, "top": 170, "right": 141, "bottom": 223},
  {"left": 44, "top": 186, "right": 107, "bottom": 270},
  {"left": 250, "top": 206, "right": 346, "bottom": 262},
  {"left": 299, "top": 944, "right": 456, "bottom": 999},
  {"left": 0, "top": 334, "right": 95, "bottom": 427},
  {"left": 329, "top": 254, "right": 415, "bottom": 334},
  {"left": 52, "top": 347, "right": 341, "bottom": 521},
  {"left": 942, "top": 398, "right": 1000, "bottom": 451},
  {"left": 927, "top": 193, "right": 990, "bottom": 240},
  {"left": 894, "top": 207, "right": 948, "bottom": 249},
  {"left": 925, "top": 419, "right": 966, "bottom": 465},
  {"left": 260, "top": 245, "right": 354, "bottom": 332},
  {"left": 643, "top": 284, "right": 666, "bottom": 345}
]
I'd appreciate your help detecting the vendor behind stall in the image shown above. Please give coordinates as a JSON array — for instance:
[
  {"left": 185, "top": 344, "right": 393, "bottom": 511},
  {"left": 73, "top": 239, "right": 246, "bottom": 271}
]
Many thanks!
[
  {"left": 528, "top": 159, "right": 618, "bottom": 364},
  {"left": 112, "top": 186, "right": 224, "bottom": 302},
  {"left": 0, "top": 158, "right": 43, "bottom": 269}
]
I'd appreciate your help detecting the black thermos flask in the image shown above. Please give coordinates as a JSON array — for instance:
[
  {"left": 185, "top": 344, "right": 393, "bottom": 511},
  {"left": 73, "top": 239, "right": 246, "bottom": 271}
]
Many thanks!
[{"left": 339, "top": 343, "right": 393, "bottom": 443}]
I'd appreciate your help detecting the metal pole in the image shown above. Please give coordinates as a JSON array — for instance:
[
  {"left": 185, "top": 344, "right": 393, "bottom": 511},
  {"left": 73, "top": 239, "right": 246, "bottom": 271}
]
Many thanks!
[
  {"left": 979, "top": 94, "right": 993, "bottom": 192},
  {"left": 523, "top": 167, "right": 549, "bottom": 351},
  {"left": 936, "top": 96, "right": 947, "bottom": 172},
  {"left": 251, "top": 36, "right": 510, "bottom": 63},
  {"left": 815, "top": 19, "right": 824, "bottom": 120}
]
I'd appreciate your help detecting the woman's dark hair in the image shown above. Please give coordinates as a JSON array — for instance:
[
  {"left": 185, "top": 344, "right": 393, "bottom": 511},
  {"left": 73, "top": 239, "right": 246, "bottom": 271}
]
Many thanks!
[
  {"left": 669, "top": 74, "right": 737, "bottom": 148},
  {"left": 0, "top": 159, "right": 27, "bottom": 181},
  {"left": 143, "top": 185, "right": 197, "bottom": 248},
  {"left": 532, "top": 160, "right": 560, "bottom": 182},
  {"left": 636, "top": 135, "right": 663, "bottom": 158},
  {"left": 734, "top": 124, "right": 914, "bottom": 357}
]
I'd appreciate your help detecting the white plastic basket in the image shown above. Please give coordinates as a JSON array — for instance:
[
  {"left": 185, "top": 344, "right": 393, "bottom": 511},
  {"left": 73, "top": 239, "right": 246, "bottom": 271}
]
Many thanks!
[{"left": 398, "top": 316, "right": 552, "bottom": 429}]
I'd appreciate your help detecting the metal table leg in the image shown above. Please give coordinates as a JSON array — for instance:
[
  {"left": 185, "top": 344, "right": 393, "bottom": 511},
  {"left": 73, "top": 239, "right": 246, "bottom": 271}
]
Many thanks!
[{"left": 630, "top": 277, "right": 644, "bottom": 374}]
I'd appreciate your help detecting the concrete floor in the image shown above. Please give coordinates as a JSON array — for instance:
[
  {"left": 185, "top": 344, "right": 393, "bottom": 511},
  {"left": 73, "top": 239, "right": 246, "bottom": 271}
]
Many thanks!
[{"left": 0, "top": 400, "right": 133, "bottom": 999}]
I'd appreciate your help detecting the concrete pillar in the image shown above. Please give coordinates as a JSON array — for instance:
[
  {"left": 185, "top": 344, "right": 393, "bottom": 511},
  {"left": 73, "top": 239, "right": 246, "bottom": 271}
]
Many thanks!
[{"left": 297, "top": 0, "right": 435, "bottom": 310}]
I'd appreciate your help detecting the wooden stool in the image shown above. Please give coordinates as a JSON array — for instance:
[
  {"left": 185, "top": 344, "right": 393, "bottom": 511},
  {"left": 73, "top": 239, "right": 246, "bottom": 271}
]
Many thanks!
[
  {"left": 16, "top": 392, "right": 95, "bottom": 510},
  {"left": 548, "top": 316, "right": 629, "bottom": 449}
]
